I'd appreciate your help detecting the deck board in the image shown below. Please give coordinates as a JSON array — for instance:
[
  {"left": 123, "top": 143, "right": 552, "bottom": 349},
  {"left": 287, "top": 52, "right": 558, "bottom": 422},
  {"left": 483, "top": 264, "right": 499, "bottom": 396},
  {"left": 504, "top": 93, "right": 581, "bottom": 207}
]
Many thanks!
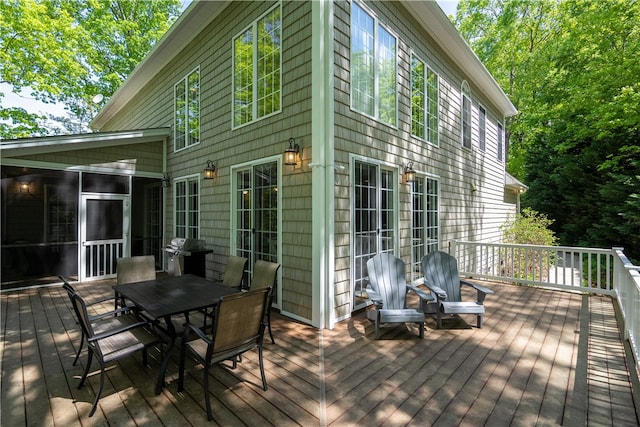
[{"left": 1, "top": 280, "right": 638, "bottom": 426}]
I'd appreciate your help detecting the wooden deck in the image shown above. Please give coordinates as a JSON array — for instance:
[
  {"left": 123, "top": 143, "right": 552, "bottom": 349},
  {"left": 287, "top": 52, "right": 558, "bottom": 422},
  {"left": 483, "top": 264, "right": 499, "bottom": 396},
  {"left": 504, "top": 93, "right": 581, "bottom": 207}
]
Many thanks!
[{"left": 1, "top": 280, "right": 638, "bottom": 426}]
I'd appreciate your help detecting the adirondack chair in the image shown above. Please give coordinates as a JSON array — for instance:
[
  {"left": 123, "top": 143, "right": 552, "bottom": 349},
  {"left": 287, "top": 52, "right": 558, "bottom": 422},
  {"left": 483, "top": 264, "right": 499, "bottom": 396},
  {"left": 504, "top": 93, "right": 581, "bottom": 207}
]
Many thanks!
[
  {"left": 421, "top": 251, "right": 494, "bottom": 328},
  {"left": 365, "top": 253, "right": 431, "bottom": 339}
]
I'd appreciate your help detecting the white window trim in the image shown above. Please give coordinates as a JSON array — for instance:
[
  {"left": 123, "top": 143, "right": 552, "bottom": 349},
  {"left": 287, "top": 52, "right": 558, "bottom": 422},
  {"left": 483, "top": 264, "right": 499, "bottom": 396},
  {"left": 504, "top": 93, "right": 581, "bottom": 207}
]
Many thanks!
[
  {"left": 410, "top": 51, "right": 440, "bottom": 147},
  {"left": 173, "top": 174, "right": 200, "bottom": 239},
  {"left": 349, "top": 1, "right": 398, "bottom": 129},
  {"left": 173, "top": 66, "right": 201, "bottom": 153},
  {"left": 231, "top": 2, "right": 283, "bottom": 130},
  {"left": 461, "top": 80, "right": 472, "bottom": 150},
  {"left": 478, "top": 104, "right": 487, "bottom": 152}
]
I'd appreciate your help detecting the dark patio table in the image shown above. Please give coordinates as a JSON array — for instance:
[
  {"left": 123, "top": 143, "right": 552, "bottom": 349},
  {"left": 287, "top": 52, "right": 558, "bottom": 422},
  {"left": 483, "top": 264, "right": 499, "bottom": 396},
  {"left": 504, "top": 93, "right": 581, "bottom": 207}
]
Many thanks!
[{"left": 113, "top": 274, "right": 239, "bottom": 394}]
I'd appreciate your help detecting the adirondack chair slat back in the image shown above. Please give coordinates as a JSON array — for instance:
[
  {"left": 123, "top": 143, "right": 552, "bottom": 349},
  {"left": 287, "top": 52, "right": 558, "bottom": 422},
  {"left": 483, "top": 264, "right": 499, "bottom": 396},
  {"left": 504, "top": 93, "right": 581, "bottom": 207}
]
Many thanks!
[
  {"left": 367, "top": 253, "right": 407, "bottom": 309},
  {"left": 423, "top": 251, "right": 462, "bottom": 302}
]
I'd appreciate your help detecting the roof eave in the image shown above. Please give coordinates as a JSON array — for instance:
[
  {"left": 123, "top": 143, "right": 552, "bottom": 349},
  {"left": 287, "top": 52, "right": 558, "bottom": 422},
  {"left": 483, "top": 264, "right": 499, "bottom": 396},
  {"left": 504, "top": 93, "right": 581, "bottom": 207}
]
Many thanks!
[
  {"left": 0, "top": 128, "right": 170, "bottom": 157},
  {"left": 90, "top": 1, "right": 230, "bottom": 130},
  {"left": 402, "top": 1, "right": 517, "bottom": 118}
]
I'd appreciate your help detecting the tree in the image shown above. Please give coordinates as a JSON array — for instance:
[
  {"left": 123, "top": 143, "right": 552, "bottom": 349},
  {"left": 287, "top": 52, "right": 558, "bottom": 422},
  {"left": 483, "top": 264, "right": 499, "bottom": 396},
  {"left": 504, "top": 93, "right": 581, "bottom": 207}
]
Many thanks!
[
  {"left": 454, "top": 0, "right": 640, "bottom": 262},
  {"left": 0, "top": 0, "right": 181, "bottom": 138}
]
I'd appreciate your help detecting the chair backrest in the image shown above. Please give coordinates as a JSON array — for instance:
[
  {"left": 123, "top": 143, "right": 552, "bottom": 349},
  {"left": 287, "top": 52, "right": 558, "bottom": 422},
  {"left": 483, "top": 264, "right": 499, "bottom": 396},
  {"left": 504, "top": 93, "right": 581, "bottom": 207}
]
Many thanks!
[
  {"left": 117, "top": 256, "right": 156, "bottom": 285},
  {"left": 222, "top": 256, "right": 248, "bottom": 288},
  {"left": 210, "top": 287, "right": 270, "bottom": 356},
  {"left": 250, "top": 260, "right": 280, "bottom": 291},
  {"left": 70, "top": 292, "right": 95, "bottom": 340},
  {"left": 59, "top": 275, "right": 75, "bottom": 297},
  {"left": 366, "top": 253, "right": 408, "bottom": 310},
  {"left": 422, "top": 251, "right": 462, "bottom": 302}
]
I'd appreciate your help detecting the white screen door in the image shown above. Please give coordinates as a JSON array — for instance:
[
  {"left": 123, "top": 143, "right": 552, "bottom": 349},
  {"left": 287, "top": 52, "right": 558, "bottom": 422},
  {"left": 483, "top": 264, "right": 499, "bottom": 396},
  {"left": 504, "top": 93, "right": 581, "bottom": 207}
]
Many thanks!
[{"left": 80, "top": 194, "right": 130, "bottom": 281}]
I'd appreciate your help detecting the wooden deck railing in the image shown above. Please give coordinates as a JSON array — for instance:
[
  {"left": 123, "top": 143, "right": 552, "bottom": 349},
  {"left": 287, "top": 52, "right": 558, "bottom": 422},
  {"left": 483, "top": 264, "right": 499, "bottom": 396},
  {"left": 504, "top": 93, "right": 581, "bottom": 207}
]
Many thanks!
[{"left": 450, "top": 240, "right": 640, "bottom": 369}]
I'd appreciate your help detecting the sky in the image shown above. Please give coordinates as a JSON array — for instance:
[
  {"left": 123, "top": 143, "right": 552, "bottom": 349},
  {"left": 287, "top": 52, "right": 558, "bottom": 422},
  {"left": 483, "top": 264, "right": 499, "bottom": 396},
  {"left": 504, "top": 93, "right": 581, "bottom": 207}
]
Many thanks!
[{"left": 1, "top": 0, "right": 460, "bottom": 127}]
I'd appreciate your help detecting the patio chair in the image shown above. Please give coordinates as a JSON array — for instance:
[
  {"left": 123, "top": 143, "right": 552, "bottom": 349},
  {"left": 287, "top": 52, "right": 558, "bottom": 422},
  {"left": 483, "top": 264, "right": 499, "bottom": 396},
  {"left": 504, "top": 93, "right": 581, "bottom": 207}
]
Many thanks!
[
  {"left": 216, "top": 255, "right": 248, "bottom": 289},
  {"left": 248, "top": 260, "right": 281, "bottom": 344},
  {"left": 115, "top": 255, "right": 156, "bottom": 309},
  {"left": 178, "top": 287, "right": 271, "bottom": 421},
  {"left": 70, "top": 292, "right": 160, "bottom": 417},
  {"left": 365, "top": 253, "right": 430, "bottom": 340},
  {"left": 200, "top": 256, "right": 249, "bottom": 331},
  {"left": 60, "top": 275, "right": 135, "bottom": 366},
  {"left": 421, "top": 251, "right": 494, "bottom": 328}
]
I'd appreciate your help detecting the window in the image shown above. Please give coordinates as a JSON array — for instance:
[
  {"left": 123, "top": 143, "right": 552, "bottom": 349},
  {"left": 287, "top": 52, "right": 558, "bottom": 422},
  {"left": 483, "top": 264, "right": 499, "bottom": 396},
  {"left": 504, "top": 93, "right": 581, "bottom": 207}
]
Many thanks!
[
  {"left": 175, "top": 177, "right": 199, "bottom": 239},
  {"left": 411, "top": 54, "right": 439, "bottom": 145},
  {"left": 351, "top": 2, "right": 397, "bottom": 126},
  {"left": 410, "top": 176, "right": 439, "bottom": 282},
  {"left": 352, "top": 160, "right": 396, "bottom": 310},
  {"left": 497, "top": 122, "right": 504, "bottom": 161},
  {"left": 233, "top": 4, "right": 281, "bottom": 127},
  {"left": 461, "top": 82, "right": 472, "bottom": 149},
  {"left": 174, "top": 68, "right": 200, "bottom": 151},
  {"left": 478, "top": 106, "right": 486, "bottom": 151}
]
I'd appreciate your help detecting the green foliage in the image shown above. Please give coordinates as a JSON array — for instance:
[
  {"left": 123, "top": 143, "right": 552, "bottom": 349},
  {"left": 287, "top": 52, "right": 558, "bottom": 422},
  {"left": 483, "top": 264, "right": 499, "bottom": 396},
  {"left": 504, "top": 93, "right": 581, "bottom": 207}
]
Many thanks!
[
  {"left": 455, "top": 0, "right": 640, "bottom": 262},
  {"left": 500, "top": 208, "right": 558, "bottom": 246},
  {"left": 1, "top": 0, "right": 181, "bottom": 138}
]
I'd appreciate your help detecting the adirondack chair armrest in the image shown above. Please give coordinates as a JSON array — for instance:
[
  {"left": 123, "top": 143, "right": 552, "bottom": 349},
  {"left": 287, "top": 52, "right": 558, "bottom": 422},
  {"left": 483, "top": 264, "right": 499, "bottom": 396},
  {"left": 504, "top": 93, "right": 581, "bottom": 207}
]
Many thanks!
[
  {"left": 406, "top": 283, "right": 434, "bottom": 304},
  {"left": 423, "top": 282, "right": 447, "bottom": 301},
  {"left": 460, "top": 279, "right": 494, "bottom": 304},
  {"left": 365, "top": 285, "right": 384, "bottom": 308}
]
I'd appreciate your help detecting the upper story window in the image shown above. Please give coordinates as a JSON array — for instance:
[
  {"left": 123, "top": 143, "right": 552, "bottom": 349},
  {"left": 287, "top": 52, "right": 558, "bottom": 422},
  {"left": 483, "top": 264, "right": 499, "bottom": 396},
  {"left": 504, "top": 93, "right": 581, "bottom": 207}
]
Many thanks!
[
  {"left": 478, "top": 105, "right": 486, "bottom": 151},
  {"left": 411, "top": 54, "right": 439, "bottom": 146},
  {"left": 351, "top": 2, "right": 397, "bottom": 127},
  {"left": 233, "top": 3, "right": 282, "bottom": 128},
  {"left": 174, "top": 68, "right": 200, "bottom": 151},
  {"left": 175, "top": 176, "right": 199, "bottom": 239},
  {"left": 497, "top": 122, "right": 504, "bottom": 162},
  {"left": 461, "top": 81, "right": 472, "bottom": 149}
]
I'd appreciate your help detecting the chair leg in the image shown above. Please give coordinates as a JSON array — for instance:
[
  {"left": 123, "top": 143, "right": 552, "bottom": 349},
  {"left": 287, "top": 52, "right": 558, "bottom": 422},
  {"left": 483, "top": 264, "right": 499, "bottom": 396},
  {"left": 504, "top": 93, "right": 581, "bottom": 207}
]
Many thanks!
[
  {"left": 73, "top": 330, "right": 85, "bottom": 366},
  {"left": 78, "top": 351, "right": 93, "bottom": 389},
  {"left": 436, "top": 310, "right": 443, "bottom": 329},
  {"left": 142, "top": 348, "right": 149, "bottom": 367},
  {"left": 418, "top": 322, "right": 424, "bottom": 339},
  {"left": 258, "top": 346, "right": 268, "bottom": 391},
  {"left": 204, "top": 364, "right": 212, "bottom": 421},
  {"left": 88, "top": 361, "right": 106, "bottom": 417},
  {"left": 266, "top": 311, "right": 275, "bottom": 344},
  {"left": 477, "top": 314, "right": 483, "bottom": 328}
]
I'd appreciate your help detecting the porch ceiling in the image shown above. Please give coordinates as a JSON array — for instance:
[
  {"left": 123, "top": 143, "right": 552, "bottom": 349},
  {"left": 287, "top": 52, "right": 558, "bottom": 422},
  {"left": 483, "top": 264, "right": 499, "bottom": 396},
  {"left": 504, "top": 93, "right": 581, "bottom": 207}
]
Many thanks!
[{"left": 0, "top": 127, "right": 170, "bottom": 157}]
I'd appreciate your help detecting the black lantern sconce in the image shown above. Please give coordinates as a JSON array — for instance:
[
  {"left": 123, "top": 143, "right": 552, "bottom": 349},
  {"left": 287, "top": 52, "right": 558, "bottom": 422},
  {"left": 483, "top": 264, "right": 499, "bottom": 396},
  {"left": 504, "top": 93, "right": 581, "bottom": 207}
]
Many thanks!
[
  {"left": 284, "top": 138, "right": 300, "bottom": 166},
  {"left": 203, "top": 160, "right": 216, "bottom": 180},
  {"left": 403, "top": 162, "right": 416, "bottom": 183},
  {"left": 161, "top": 173, "right": 171, "bottom": 188}
]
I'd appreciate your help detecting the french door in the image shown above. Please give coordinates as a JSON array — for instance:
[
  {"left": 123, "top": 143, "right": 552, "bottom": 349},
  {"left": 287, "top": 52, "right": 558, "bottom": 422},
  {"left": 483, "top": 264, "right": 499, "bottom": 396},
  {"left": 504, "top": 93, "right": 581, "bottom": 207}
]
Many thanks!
[
  {"left": 352, "top": 160, "right": 396, "bottom": 310},
  {"left": 80, "top": 194, "right": 130, "bottom": 281},
  {"left": 232, "top": 160, "right": 280, "bottom": 304}
]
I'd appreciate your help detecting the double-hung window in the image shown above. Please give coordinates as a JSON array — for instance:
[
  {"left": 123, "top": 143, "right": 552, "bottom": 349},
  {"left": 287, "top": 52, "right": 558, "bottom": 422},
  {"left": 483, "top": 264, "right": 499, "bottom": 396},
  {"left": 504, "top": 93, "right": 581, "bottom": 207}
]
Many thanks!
[
  {"left": 478, "top": 106, "right": 486, "bottom": 151},
  {"left": 174, "top": 68, "right": 200, "bottom": 151},
  {"left": 497, "top": 122, "right": 504, "bottom": 162},
  {"left": 411, "top": 54, "right": 439, "bottom": 146},
  {"left": 351, "top": 2, "right": 397, "bottom": 127},
  {"left": 175, "top": 177, "right": 199, "bottom": 239},
  {"left": 461, "top": 82, "right": 472, "bottom": 149},
  {"left": 233, "top": 4, "right": 282, "bottom": 128}
]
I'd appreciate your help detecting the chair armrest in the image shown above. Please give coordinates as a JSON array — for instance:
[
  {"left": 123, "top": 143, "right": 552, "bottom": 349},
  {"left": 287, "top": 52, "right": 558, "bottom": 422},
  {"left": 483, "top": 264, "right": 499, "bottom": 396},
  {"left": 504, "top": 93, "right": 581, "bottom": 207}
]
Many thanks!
[
  {"left": 423, "top": 281, "right": 447, "bottom": 301},
  {"left": 86, "top": 295, "right": 117, "bottom": 306},
  {"left": 88, "top": 320, "right": 151, "bottom": 342},
  {"left": 460, "top": 279, "right": 494, "bottom": 304},
  {"left": 406, "top": 283, "right": 434, "bottom": 303},
  {"left": 89, "top": 306, "right": 136, "bottom": 321},
  {"left": 183, "top": 322, "right": 212, "bottom": 345},
  {"left": 365, "top": 286, "right": 383, "bottom": 307}
]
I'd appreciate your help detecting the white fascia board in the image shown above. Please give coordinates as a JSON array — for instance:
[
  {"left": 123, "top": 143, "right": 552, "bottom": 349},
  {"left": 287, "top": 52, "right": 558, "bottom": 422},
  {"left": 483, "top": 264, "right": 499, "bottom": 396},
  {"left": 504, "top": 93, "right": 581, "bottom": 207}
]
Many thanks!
[{"left": 0, "top": 128, "right": 170, "bottom": 157}]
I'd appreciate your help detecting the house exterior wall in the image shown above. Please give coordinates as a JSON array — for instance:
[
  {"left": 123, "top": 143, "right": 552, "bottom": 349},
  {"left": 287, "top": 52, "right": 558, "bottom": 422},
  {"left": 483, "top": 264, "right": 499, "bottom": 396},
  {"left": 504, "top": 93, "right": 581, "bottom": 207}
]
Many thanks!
[
  {"left": 91, "top": 0, "right": 516, "bottom": 326},
  {"left": 330, "top": 1, "right": 514, "bottom": 319},
  {"left": 99, "top": 1, "right": 316, "bottom": 320}
]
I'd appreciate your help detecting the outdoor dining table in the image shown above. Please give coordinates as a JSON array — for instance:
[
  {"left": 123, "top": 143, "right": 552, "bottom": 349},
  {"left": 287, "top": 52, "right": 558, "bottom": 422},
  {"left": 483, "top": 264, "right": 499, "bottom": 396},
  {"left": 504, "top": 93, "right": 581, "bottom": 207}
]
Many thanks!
[{"left": 112, "top": 274, "right": 239, "bottom": 394}]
